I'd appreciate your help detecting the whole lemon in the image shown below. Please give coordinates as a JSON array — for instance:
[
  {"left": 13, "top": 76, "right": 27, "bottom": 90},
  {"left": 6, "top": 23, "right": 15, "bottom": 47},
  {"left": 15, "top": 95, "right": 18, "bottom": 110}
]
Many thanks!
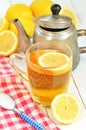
[
  {"left": 6, "top": 4, "right": 33, "bottom": 21},
  {"left": 18, "top": 17, "right": 35, "bottom": 36},
  {"left": 0, "top": 17, "right": 9, "bottom": 32},
  {"left": 30, "top": 0, "right": 54, "bottom": 18}
]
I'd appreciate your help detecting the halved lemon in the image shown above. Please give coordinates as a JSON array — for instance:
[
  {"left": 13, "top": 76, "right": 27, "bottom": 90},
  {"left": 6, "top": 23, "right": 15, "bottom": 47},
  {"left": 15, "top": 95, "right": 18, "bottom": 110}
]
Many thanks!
[
  {"left": 51, "top": 93, "right": 82, "bottom": 124},
  {"left": 0, "top": 30, "right": 18, "bottom": 56},
  {"left": 38, "top": 51, "right": 71, "bottom": 75},
  {"left": 0, "top": 17, "right": 9, "bottom": 32},
  {"left": 60, "top": 7, "right": 78, "bottom": 28}
]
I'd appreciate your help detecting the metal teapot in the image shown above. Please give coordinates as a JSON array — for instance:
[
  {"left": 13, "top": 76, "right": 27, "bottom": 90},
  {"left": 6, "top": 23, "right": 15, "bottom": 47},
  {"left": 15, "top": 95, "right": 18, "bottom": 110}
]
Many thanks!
[{"left": 12, "top": 4, "right": 86, "bottom": 70}]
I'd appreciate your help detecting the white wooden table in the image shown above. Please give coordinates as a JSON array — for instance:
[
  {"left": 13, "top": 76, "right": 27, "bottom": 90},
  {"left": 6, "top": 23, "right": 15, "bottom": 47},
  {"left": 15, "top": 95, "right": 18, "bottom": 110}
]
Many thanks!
[{"left": 0, "top": 0, "right": 86, "bottom": 129}]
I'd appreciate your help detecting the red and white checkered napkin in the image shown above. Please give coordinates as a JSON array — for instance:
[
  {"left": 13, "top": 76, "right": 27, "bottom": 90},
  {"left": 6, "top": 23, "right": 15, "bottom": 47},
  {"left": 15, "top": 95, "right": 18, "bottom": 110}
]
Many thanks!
[{"left": 0, "top": 55, "right": 60, "bottom": 130}]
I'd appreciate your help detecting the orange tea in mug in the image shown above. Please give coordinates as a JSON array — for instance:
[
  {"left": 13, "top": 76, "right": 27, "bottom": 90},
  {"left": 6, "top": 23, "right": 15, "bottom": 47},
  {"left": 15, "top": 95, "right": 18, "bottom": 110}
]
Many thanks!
[{"left": 26, "top": 40, "right": 72, "bottom": 107}]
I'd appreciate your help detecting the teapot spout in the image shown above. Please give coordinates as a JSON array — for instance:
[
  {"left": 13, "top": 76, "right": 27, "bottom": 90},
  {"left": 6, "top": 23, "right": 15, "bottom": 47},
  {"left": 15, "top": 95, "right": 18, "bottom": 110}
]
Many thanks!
[{"left": 12, "top": 19, "right": 33, "bottom": 53}]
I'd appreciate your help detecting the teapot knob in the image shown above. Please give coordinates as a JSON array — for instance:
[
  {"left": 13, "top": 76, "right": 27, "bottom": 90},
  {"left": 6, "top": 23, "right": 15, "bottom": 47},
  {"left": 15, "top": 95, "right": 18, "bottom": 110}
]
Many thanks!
[{"left": 51, "top": 4, "right": 61, "bottom": 15}]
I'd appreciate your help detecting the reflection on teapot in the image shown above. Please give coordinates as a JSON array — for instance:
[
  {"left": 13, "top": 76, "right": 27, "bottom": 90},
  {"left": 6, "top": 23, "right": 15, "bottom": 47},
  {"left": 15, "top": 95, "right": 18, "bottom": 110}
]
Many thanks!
[{"left": 12, "top": 4, "right": 86, "bottom": 70}]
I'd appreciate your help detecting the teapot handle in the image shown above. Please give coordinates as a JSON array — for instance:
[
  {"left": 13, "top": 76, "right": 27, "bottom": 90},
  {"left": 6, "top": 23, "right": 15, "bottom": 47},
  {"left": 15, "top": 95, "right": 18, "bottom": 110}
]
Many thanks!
[
  {"left": 77, "top": 29, "right": 86, "bottom": 36},
  {"left": 79, "top": 47, "right": 86, "bottom": 53},
  {"left": 9, "top": 53, "right": 28, "bottom": 81},
  {"left": 77, "top": 29, "right": 86, "bottom": 53}
]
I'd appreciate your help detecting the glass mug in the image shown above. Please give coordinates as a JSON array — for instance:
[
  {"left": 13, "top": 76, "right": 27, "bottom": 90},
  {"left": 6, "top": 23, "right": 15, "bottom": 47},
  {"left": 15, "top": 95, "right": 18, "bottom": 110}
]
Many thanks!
[{"left": 10, "top": 40, "right": 72, "bottom": 107}]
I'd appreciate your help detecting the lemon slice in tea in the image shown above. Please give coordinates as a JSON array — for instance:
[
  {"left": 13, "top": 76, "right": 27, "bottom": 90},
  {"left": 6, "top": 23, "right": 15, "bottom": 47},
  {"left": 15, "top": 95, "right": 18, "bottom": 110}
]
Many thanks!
[
  {"left": 38, "top": 51, "right": 69, "bottom": 68},
  {"left": 38, "top": 51, "right": 71, "bottom": 75}
]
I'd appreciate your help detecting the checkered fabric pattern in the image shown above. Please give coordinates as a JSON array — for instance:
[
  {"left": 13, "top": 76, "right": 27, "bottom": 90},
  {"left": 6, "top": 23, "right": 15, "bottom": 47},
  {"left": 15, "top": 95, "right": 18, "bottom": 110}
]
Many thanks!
[{"left": 0, "top": 55, "right": 60, "bottom": 130}]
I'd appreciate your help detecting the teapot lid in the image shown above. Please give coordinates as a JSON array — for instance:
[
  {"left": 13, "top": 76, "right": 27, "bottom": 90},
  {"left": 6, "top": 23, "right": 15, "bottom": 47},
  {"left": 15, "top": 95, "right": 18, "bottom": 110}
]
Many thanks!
[{"left": 38, "top": 4, "right": 72, "bottom": 29}]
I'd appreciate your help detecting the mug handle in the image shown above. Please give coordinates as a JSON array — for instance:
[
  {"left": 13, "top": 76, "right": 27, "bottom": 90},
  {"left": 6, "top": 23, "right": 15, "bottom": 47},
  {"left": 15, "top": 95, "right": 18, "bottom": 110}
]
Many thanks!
[
  {"left": 9, "top": 53, "right": 28, "bottom": 81},
  {"left": 77, "top": 29, "right": 86, "bottom": 53}
]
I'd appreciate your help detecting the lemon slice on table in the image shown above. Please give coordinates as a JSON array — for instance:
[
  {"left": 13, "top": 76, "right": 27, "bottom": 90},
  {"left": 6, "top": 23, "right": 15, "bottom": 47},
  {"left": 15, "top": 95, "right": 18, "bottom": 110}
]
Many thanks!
[
  {"left": 0, "top": 30, "right": 18, "bottom": 56},
  {"left": 51, "top": 93, "right": 82, "bottom": 124},
  {"left": 0, "top": 18, "right": 9, "bottom": 32},
  {"left": 60, "top": 7, "right": 78, "bottom": 28}
]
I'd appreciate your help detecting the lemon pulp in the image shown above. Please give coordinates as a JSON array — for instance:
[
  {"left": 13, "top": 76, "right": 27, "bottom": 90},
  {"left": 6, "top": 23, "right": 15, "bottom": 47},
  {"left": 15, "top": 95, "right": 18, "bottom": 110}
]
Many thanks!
[
  {"left": 38, "top": 51, "right": 69, "bottom": 68},
  {"left": 0, "top": 30, "right": 18, "bottom": 56},
  {"left": 51, "top": 93, "right": 82, "bottom": 124},
  {"left": 37, "top": 50, "right": 72, "bottom": 75}
]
